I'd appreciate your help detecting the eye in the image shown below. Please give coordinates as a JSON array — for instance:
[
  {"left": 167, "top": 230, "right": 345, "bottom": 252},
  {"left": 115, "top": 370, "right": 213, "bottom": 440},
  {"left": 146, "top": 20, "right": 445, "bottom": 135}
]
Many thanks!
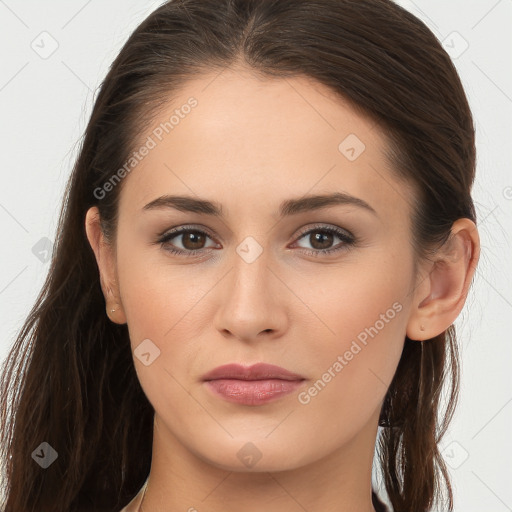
[
  {"left": 291, "top": 224, "right": 356, "bottom": 257},
  {"left": 156, "top": 225, "right": 218, "bottom": 257},
  {"left": 155, "top": 223, "right": 356, "bottom": 258}
]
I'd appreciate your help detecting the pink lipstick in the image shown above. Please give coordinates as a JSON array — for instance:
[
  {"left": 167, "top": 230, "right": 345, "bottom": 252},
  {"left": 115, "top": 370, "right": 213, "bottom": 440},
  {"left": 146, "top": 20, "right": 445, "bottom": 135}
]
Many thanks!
[{"left": 202, "top": 362, "right": 305, "bottom": 405}]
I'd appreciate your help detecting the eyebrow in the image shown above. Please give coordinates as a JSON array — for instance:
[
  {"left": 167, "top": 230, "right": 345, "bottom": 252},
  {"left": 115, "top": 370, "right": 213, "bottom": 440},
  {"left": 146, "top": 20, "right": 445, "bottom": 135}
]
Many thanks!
[{"left": 142, "top": 192, "right": 378, "bottom": 218}]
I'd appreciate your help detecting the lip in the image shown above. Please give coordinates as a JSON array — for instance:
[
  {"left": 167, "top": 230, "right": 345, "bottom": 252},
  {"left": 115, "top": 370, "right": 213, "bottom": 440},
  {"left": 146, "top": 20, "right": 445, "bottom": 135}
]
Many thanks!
[
  {"left": 202, "top": 363, "right": 306, "bottom": 406},
  {"left": 202, "top": 362, "right": 305, "bottom": 382}
]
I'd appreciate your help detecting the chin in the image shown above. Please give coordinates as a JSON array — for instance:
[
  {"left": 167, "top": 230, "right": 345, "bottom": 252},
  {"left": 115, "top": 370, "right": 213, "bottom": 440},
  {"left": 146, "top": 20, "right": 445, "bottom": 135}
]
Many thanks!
[{"left": 193, "top": 434, "right": 314, "bottom": 473}]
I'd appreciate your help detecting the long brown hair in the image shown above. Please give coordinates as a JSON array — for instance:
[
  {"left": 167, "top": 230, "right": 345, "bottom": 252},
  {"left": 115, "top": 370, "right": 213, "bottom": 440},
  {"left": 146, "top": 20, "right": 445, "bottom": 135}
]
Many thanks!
[{"left": 0, "top": 1, "right": 477, "bottom": 510}]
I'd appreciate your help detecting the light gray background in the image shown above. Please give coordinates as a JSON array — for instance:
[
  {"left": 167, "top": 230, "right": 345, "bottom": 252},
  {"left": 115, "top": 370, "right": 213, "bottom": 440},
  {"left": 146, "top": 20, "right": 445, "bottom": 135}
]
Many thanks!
[{"left": 0, "top": 1, "right": 511, "bottom": 510}]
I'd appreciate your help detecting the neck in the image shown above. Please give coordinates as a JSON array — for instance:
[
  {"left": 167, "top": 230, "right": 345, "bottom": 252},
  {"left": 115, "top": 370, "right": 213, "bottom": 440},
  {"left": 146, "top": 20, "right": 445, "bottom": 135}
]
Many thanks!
[{"left": 139, "top": 410, "right": 381, "bottom": 512}]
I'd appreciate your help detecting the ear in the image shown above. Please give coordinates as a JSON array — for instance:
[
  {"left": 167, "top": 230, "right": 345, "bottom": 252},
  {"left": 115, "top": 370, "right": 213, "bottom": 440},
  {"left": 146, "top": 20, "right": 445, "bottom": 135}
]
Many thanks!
[
  {"left": 85, "top": 206, "right": 127, "bottom": 325},
  {"left": 406, "top": 218, "right": 480, "bottom": 341}
]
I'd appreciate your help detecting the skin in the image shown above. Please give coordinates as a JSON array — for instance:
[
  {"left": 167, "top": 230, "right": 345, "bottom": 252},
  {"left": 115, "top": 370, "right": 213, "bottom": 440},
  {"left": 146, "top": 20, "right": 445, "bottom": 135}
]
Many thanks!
[{"left": 85, "top": 66, "right": 480, "bottom": 512}]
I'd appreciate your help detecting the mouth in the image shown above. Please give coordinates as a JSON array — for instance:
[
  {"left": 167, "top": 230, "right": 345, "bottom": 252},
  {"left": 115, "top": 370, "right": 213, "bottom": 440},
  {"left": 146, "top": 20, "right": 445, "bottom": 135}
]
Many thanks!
[{"left": 202, "top": 362, "right": 306, "bottom": 406}]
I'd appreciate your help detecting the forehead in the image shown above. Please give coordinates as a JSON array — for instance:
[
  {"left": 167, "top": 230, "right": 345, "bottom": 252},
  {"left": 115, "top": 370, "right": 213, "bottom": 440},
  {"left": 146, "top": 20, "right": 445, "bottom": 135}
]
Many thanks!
[{"left": 118, "top": 67, "right": 413, "bottom": 224}]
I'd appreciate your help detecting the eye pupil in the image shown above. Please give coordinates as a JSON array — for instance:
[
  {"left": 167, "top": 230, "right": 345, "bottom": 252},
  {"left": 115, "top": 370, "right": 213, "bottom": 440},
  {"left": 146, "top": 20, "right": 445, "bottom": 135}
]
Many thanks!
[
  {"left": 311, "top": 231, "right": 333, "bottom": 249},
  {"left": 183, "top": 231, "right": 206, "bottom": 250}
]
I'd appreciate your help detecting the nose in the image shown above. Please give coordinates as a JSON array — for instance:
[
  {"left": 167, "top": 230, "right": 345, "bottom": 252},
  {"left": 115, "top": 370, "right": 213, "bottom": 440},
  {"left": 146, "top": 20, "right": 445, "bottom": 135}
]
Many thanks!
[{"left": 213, "top": 243, "right": 288, "bottom": 343}]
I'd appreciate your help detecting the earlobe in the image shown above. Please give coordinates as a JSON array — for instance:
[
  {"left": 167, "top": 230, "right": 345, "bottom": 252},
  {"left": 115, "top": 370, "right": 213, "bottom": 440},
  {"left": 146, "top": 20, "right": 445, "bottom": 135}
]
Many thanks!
[
  {"left": 406, "top": 218, "right": 480, "bottom": 341},
  {"left": 106, "top": 300, "right": 127, "bottom": 325},
  {"left": 85, "top": 207, "right": 127, "bottom": 325}
]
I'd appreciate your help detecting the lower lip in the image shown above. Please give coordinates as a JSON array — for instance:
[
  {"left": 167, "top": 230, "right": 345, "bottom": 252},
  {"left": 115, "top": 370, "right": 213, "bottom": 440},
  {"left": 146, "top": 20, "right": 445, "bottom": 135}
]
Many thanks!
[{"left": 204, "top": 378, "right": 305, "bottom": 405}]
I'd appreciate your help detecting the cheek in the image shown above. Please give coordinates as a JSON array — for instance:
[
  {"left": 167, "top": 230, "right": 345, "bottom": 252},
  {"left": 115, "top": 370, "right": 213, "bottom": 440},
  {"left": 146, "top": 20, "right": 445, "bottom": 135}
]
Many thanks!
[
  {"left": 115, "top": 236, "right": 205, "bottom": 333},
  {"left": 291, "top": 247, "right": 411, "bottom": 345},
  {"left": 115, "top": 247, "right": 210, "bottom": 406},
  {"left": 115, "top": 244, "right": 224, "bottom": 404},
  {"left": 291, "top": 252, "right": 412, "bottom": 412}
]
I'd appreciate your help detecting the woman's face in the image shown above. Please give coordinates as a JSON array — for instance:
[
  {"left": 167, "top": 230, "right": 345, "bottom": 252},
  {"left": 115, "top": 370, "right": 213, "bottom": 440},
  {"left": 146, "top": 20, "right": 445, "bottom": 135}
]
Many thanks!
[{"left": 94, "top": 68, "right": 424, "bottom": 472}]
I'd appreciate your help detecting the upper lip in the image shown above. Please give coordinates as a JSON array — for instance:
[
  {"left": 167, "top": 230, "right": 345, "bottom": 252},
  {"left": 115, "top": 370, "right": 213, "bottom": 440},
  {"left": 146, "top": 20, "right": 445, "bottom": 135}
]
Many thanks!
[{"left": 202, "top": 363, "right": 305, "bottom": 381}]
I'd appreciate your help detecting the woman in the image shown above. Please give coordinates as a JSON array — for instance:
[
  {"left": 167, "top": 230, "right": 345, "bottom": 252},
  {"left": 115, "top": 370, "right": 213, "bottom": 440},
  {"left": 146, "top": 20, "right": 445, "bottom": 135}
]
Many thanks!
[{"left": 0, "top": 1, "right": 480, "bottom": 511}]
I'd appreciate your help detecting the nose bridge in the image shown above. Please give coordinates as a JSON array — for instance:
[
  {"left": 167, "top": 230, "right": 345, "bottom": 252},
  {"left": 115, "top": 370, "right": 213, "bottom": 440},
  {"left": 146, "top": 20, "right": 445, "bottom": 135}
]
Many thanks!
[
  {"left": 230, "top": 235, "right": 273, "bottom": 303},
  {"left": 214, "top": 235, "right": 286, "bottom": 339}
]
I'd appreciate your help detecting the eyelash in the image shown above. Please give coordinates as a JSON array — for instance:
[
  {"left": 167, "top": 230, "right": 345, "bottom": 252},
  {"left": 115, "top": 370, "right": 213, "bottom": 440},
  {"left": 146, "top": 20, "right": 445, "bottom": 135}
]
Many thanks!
[{"left": 155, "top": 223, "right": 356, "bottom": 259}]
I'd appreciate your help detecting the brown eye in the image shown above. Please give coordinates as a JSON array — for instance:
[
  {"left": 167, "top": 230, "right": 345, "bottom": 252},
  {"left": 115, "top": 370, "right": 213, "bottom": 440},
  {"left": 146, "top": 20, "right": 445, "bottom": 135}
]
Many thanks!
[
  {"left": 156, "top": 224, "right": 355, "bottom": 258},
  {"left": 157, "top": 227, "right": 217, "bottom": 257},
  {"left": 308, "top": 230, "right": 335, "bottom": 250},
  {"left": 292, "top": 224, "right": 355, "bottom": 257},
  {"left": 180, "top": 231, "right": 208, "bottom": 250}
]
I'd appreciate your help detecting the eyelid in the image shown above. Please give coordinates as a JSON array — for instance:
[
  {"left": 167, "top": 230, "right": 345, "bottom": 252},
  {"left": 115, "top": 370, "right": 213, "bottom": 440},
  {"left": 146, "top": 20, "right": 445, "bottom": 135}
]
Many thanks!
[
  {"left": 157, "top": 223, "right": 354, "bottom": 242},
  {"left": 293, "top": 223, "right": 354, "bottom": 241},
  {"left": 156, "top": 223, "right": 216, "bottom": 238}
]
